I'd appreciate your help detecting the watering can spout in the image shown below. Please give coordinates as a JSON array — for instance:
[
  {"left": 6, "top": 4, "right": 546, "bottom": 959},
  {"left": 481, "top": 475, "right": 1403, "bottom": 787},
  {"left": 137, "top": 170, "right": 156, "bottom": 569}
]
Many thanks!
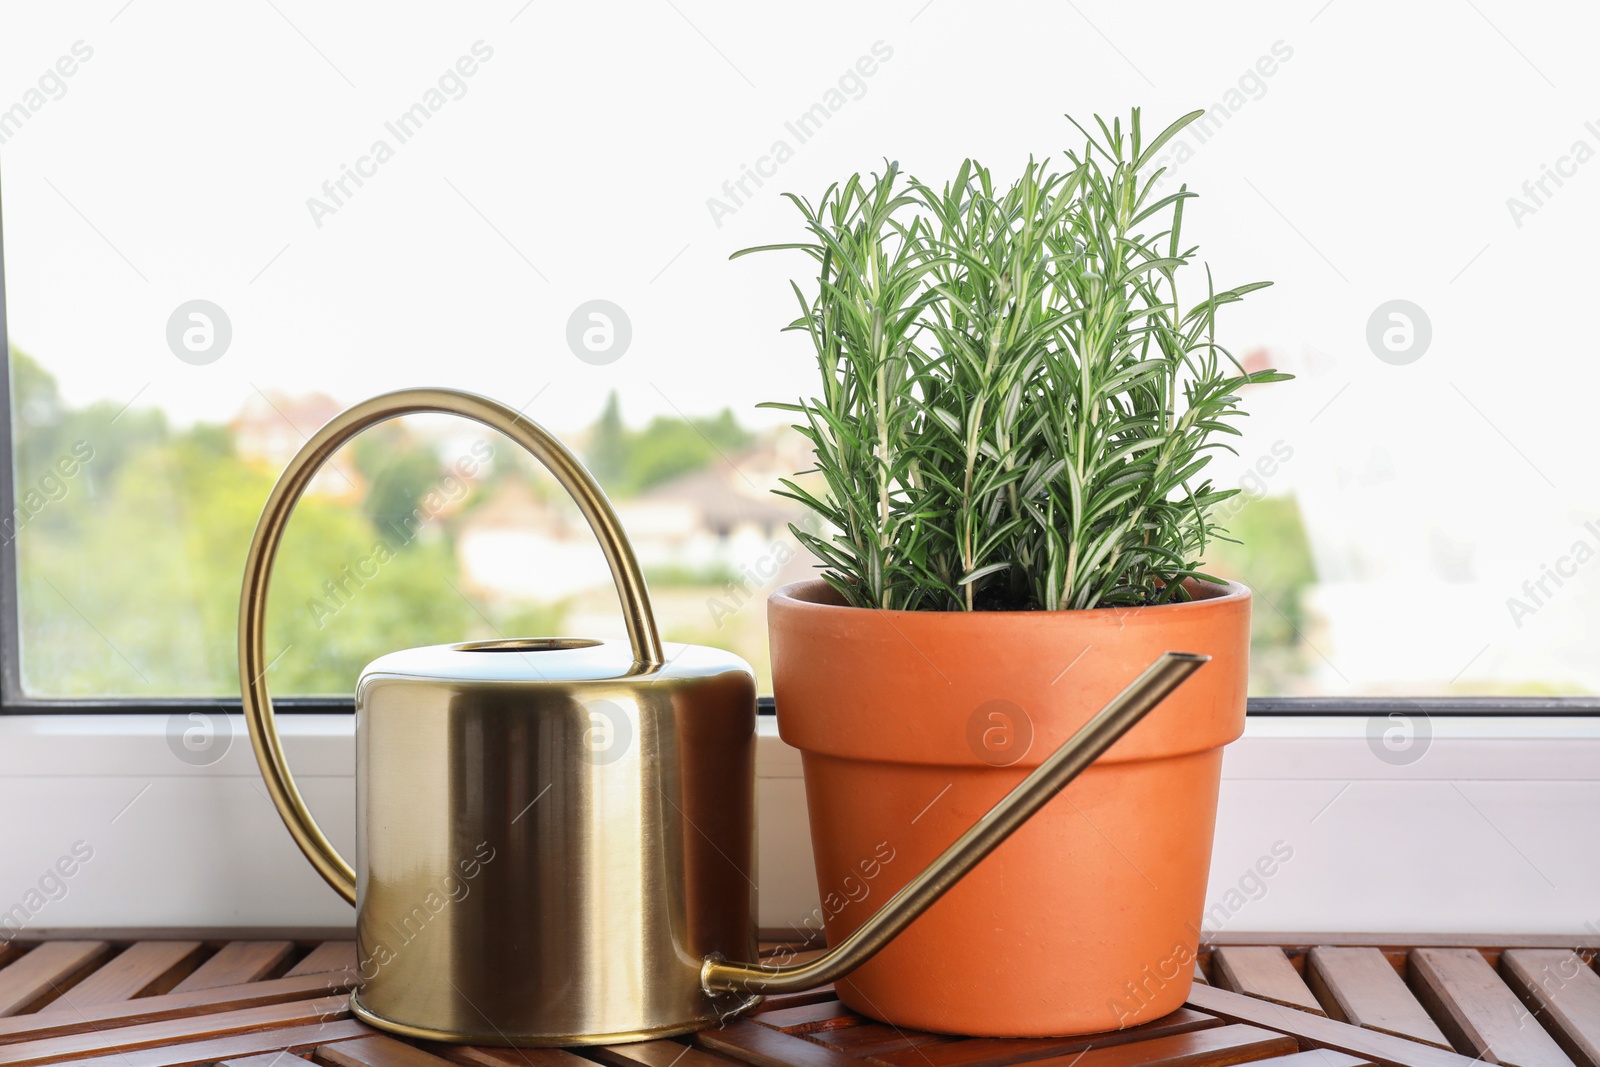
[{"left": 700, "top": 651, "right": 1209, "bottom": 997}]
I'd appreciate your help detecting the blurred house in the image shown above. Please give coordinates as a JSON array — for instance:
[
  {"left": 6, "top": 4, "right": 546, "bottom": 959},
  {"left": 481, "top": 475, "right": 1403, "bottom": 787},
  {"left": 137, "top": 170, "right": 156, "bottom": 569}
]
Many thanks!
[
  {"left": 615, "top": 446, "right": 802, "bottom": 573},
  {"left": 455, "top": 432, "right": 811, "bottom": 606},
  {"left": 456, "top": 480, "right": 608, "bottom": 601},
  {"left": 231, "top": 391, "right": 359, "bottom": 498}
]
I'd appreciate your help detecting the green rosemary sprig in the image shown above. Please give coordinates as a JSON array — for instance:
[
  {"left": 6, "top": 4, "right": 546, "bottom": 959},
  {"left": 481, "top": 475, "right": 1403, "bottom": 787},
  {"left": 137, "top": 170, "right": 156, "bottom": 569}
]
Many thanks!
[{"left": 737, "top": 109, "right": 1290, "bottom": 611}]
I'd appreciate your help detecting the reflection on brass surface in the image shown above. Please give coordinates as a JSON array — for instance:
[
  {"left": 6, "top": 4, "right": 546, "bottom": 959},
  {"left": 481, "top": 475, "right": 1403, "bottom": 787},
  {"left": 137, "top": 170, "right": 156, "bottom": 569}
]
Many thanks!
[{"left": 239, "top": 388, "right": 1205, "bottom": 1045}]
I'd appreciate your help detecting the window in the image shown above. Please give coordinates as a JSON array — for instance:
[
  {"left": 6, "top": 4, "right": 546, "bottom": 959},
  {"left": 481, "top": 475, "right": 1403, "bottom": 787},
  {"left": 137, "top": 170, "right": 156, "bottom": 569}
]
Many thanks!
[{"left": 2, "top": 4, "right": 1596, "bottom": 711}]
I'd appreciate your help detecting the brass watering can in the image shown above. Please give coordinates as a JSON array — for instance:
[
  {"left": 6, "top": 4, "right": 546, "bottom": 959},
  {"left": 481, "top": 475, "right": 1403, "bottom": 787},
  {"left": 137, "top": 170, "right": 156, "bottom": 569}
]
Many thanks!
[{"left": 238, "top": 388, "right": 1207, "bottom": 1046}]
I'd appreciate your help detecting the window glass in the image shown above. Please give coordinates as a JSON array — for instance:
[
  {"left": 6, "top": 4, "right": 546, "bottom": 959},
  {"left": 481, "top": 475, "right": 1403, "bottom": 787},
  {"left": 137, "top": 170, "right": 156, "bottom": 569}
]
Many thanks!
[{"left": 3, "top": 4, "right": 1594, "bottom": 699}]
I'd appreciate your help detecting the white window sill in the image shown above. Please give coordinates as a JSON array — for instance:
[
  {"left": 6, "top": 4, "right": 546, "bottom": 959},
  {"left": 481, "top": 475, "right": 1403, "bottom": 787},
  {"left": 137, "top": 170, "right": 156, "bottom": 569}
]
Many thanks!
[{"left": 0, "top": 713, "right": 1595, "bottom": 936}]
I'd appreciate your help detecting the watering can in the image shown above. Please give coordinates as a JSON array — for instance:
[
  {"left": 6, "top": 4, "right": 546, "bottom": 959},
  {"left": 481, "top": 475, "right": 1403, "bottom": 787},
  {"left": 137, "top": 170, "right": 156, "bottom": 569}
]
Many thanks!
[{"left": 238, "top": 388, "right": 1207, "bottom": 1047}]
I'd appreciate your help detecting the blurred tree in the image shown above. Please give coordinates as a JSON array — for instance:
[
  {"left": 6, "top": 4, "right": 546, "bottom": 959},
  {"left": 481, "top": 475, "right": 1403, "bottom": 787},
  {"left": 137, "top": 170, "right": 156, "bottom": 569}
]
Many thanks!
[
  {"left": 3, "top": 354, "right": 779, "bottom": 697},
  {"left": 577, "top": 394, "right": 752, "bottom": 494},
  {"left": 6, "top": 355, "right": 548, "bottom": 697},
  {"left": 11, "top": 348, "right": 168, "bottom": 497},
  {"left": 619, "top": 409, "right": 752, "bottom": 493},
  {"left": 1205, "top": 495, "right": 1316, "bottom": 694},
  {"left": 587, "top": 390, "right": 627, "bottom": 488},
  {"left": 15, "top": 423, "right": 486, "bottom": 696},
  {"left": 351, "top": 425, "right": 449, "bottom": 545}
]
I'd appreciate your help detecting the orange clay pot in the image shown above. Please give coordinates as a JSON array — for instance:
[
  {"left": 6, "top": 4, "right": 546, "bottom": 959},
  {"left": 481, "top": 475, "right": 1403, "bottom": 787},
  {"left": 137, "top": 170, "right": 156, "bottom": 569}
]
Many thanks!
[{"left": 768, "top": 577, "right": 1250, "bottom": 1037}]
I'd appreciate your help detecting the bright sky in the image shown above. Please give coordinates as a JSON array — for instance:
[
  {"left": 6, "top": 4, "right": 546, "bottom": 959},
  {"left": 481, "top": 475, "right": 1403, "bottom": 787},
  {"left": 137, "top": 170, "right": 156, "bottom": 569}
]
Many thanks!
[{"left": 3, "top": 0, "right": 1599, "bottom": 692}]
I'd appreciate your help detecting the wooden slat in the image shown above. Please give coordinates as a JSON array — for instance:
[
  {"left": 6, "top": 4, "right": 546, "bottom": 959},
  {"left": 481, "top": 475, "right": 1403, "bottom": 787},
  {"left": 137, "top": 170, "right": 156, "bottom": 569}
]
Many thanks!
[
  {"left": 170, "top": 942, "right": 295, "bottom": 993},
  {"left": 591, "top": 1039, "right": 737, "bottom": 1067},
  {"left": 1409, "top": 948, "right": 1575, "bottom": 1067},
  {"left": 287, "top": 944, "right": 357, "bottom": 978},
  {"left": 749, "top": 987, "right": 839, "bottom": 1014},
  {"left": 0, "top": 992, "right": 349, "bottom": 1066},
  {"left": 1186, "top": 982, "right": 1486, "bottom": 1067},
  {"left": 0, "top": 971, "right": 355, "bottom": 1044},
  {"left": 1025, "top": 1023, "right": 1296, "bottom": 1067},
  {"left": 315, "top": 1034, "right": 458, "bottom": 1067},
  {"left": 754, "top": 999, "right": 864, "bottom": 1034},
  {"left": 4, "top": 929, "right": 352, "bottom": 944},
  {"left": 45, "top": 1019, "right": 375, "bottom": 1067},
  {"left": 807, "top": 1023, "right": 953, "bottom": 1056},
  {"left": 0, "top": 932, "right": 1580, "bottom": 1067},
  {"left": 1213, "top": 948, "right": 1326, "bottom": 1016},
  {"left": 1252, "top": 1053, "right": 1372, "bottom": 1067},
  {"left": 427, "top": 1043, "right": 601, "bottom": 1067},
  {"left": 870, "top": 1008, "right": 1226, "bottom": 1067},
  {"left": 1501, "top": 951, "right": 1600, "bottom": 1067},
  {"left": 697, "top": 1019, "right": 869, "bottom": 1067},
  {"left": 758, "top": 942, "right": 792, "bottom": 955},
  {"left": 0, "top": 942, "right": 113, "bottom": 1017},
  {"left": 41, "top": 942, "right": 205, "bottom": 1010},
  {"left": 760, "top": 948, "right": 827, "bottom": 966},
  {"left": 1306, "top": 948, "right": 1452, "bottom": 1049},
  {"left": 1202, "top": 936, "right": 1591, "bottom": 953}
]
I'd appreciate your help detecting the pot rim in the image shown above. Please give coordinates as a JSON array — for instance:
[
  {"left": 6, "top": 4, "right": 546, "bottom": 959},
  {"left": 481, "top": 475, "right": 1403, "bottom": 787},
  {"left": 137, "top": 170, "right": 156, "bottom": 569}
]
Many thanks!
[{"left": 769, "top": 576, "right": 1250, "bottom": 619}]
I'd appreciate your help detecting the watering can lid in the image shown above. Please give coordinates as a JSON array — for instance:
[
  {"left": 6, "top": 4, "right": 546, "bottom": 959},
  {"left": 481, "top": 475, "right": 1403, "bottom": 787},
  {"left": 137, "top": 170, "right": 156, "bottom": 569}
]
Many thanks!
[{"left": 359, "top": 637, "right": 750, "bottom": 685}]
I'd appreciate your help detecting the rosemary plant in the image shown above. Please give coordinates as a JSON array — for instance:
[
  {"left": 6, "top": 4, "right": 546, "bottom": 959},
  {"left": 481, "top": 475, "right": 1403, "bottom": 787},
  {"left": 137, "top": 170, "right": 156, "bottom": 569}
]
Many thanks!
[{"left": 739, "top": 110, "right": 1289, "bottom": 612}]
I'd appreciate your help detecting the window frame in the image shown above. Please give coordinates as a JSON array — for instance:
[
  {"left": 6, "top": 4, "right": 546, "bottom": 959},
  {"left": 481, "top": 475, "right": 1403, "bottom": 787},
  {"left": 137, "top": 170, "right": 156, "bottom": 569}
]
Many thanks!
[{"left": 2, "top": 203, "right": 1598, "bottom": 719}]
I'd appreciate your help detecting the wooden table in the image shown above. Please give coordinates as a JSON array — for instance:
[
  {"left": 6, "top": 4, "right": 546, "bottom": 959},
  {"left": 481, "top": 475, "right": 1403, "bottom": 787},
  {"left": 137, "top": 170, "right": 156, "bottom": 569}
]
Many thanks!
[{"left": 0, "top": 933, "right": 1596, "bottom": 1067}]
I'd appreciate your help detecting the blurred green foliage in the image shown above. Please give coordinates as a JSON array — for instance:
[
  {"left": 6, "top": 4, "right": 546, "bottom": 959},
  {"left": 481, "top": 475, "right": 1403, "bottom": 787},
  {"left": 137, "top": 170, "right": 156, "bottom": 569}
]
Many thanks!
[
  {"left": 8, "top": 350, "right": 1320, "bottom": 700},
  {"left": 8, "top": 354, "right": 777, "bottom": 699},
  {"left": 1205, "top": 495, "right": 1317, "bottom": 694},
  {"left": 587, "top": 390, "right": 752, "bottom": 495},
  {"left": 11, "top": 351, "right": 499, "bottom": 696}
]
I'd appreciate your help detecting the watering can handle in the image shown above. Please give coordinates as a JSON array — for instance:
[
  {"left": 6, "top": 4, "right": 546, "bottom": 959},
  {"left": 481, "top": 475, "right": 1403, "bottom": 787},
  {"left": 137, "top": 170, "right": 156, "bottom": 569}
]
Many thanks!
[{"left": 237, "top": 388, "right": 662, "bottom": 905}]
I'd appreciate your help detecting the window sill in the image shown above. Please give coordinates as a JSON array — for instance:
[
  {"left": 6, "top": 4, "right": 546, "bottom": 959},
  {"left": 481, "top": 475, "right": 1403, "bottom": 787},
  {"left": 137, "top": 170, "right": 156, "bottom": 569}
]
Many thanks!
[{"left": 0, "top": 713, "right": 1594, "bottom": 936}]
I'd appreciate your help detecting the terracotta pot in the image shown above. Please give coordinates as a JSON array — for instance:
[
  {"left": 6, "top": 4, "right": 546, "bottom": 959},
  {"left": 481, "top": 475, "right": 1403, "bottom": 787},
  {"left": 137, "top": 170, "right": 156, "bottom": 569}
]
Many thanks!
[{"left": 767, "top": 577, "right": 1250, "bottom": 1037}]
